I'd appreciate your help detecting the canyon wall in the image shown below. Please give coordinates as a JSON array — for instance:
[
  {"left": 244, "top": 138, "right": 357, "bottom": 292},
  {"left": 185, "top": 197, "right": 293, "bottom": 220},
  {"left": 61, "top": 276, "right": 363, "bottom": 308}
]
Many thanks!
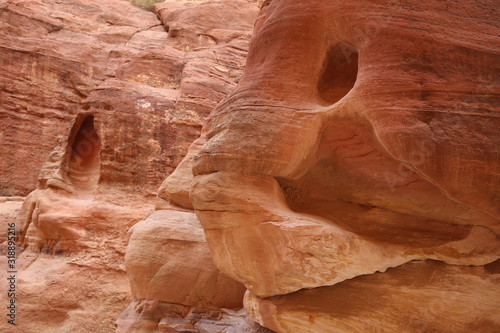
[
  {"left": 1, "top": 0, "right": 163, "bottom": 196},
  {"left": 0, "top": 0, "right": 264, "bottom": 332},
  {"left": 1, "top": 0, "right": 499, "bottom": 332}
]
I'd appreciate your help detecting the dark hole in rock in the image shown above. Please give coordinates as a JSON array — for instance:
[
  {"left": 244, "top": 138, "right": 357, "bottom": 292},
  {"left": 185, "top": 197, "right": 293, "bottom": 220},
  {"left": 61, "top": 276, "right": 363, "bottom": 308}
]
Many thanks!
[
  {"left": 68, "top": 115, "right": 100, "bottom": 194},
  {"left": 317, "top": 42, "right": 358, "bottom": 105}
]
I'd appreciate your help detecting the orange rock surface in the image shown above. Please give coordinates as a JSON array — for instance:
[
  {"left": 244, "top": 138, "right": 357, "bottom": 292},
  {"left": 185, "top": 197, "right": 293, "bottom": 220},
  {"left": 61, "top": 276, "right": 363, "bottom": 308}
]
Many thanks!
[
  {"left": 0, "top": 0, "right": 162, "bottom": 196},
  {"left": 245, "top": 261, "right": 500, "bottom": 332},
  {"left": 187, "top": 0, "right": 500, "bottom": 330},
  {"left": 0, "top": 0, "right": 263, "bottom": 332},
  {"left": 2, "top": 0, "right": 499, "bottom": 332},
  {"left": 116, "top": 1, "right": 271, "bottom": 332}
]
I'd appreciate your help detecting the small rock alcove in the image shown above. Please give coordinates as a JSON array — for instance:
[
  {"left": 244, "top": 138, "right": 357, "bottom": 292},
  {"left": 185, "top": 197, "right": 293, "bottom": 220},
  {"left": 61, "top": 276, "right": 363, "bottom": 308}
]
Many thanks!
[
  {"left": 317, "top": 42, "right": 359, "bottom": 105},
  {"left": 67, "top": 115, "right": 101, "bottom": 195}
]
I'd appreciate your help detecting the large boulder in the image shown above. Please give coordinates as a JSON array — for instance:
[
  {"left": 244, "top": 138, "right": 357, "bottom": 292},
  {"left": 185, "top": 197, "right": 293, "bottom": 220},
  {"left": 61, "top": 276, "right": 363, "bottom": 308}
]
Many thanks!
[{"left": 125, "top": 210, "right": 245, "bottom": 309}]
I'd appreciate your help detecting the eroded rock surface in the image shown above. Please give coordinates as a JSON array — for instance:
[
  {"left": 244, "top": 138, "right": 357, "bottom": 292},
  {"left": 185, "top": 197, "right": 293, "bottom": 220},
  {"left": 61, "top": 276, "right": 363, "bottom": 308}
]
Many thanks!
[
  {"left": 245, "top": 260, "right": 500, "bottom": 333},
  {"left": 186, "top": 0, "right": 500, "bottom": 331},
  {"left": 117, "top": 1, "right": 269, "bottom": 332},
  {"left": 124, "top": 210, "right": 245, "bottom": 308},
  {"left": 0, "top": 0, "right": 261, "bottom": 332},
  {"left": 0, "top": 197, "right": 23, "bottom": 245},
  {"left": 0, "top": 0, "right": 162, "bottom": 196},
  {"left": 2, "top": 0, "right": 499, "bottom": 332}
]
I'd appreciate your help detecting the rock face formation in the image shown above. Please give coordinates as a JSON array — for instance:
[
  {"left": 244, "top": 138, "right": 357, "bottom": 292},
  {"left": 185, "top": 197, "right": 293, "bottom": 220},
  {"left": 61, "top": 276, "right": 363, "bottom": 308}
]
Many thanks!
[
  {"left": 0, "top": 0, "right": 159, "bottom": 196},
  {"left": 2, "top": 0, "right": 499, "bottom": 332},
  {"left": 1, "top": 0, "right": 167, "bottom": 330},
  {"left": 185, "top": 0, "right": 500, "bottom": 331},
  {"left": 0, "top": 0, "right": 263, "bottom": 332}
]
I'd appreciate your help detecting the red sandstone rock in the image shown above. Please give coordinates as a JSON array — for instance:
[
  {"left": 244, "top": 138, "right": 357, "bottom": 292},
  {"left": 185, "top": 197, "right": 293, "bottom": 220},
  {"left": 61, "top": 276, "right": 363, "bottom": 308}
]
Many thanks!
[
  {"left": 125, "top": 210, "right": 245, "bottom": 309},
  {"left": 0, "top": 251, "right": 132, "bottom": 332},
  {"left": 0, "top": 0, "right": 262, "bottom": 332},
  {"left": 116, "top": 302, "right": 274, "bottom": 333},
  {"left": 0, "top": 0, "right": 161, "bottom": 196},
  {"left": 192, "top": 0, "right": 500, "bottom": 292},
  {"left": 4, "top": 0, "right": 497, "bottom": 332},
  {"left": 1, "top": 1, "right": 168, "bottom": 329},
  {"left": 156, "top": 0, "right": 259, "bottom": 52},
  {"left": 116, "top": 1, "right": 266, "bottom": 332},
  {"left": 245, "top": 260, "right": 500, "bottom": 333},
  {"left": 186, "top": 0, "right": 500, "bottom": 330},
  {"left": 118, "top": 210, "right": 249, "bottom": 332},
  {"left": 0, "top": 196, "right": 23, "bottom": 246}
]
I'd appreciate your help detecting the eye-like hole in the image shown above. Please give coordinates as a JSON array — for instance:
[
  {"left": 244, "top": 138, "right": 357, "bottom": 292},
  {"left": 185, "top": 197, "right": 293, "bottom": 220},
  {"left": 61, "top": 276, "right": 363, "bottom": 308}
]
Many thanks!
[
  {"left": 317, "top": 42, "right": 358, "bottom": 105},
  {"left": 68, "top": 115, "right": 101, "bottom": 194}
]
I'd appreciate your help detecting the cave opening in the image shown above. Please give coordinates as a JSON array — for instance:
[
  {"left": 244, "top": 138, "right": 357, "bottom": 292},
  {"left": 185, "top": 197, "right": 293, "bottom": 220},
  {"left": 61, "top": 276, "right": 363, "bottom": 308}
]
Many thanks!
[
  {"left": 317, "top": 42, "right": 359, "bottom": 105},
  {"left": 67, "top": 115, "right": 100, "bottom": 194}
]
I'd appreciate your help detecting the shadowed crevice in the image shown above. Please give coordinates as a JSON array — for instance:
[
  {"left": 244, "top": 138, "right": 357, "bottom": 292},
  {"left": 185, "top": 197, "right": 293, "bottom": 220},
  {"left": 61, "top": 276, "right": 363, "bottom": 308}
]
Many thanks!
[
  {"left": 317, "top": 42, "right": 358, "bottom": 105},
  {"left": 67, "top": 115, "right": 100, "bottom": 194}
]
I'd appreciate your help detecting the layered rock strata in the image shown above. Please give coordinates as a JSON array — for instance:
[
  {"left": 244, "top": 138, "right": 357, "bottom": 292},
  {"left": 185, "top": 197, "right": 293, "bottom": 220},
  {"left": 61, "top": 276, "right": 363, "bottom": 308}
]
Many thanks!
[
  {"left": 186, "top": 0, "right": 500, "bottom": 331},
  {"left": 117, "top": 1, "right": 269, "bottom": 332},
  {"left": 0, "top": 0, "right": 261, "bottom": 331},
  {"left": 245, "top": 260, "right": 500, "bottom": 333},
  {"left": 0, "top": 0, "right": 161, "bottom": 195}
]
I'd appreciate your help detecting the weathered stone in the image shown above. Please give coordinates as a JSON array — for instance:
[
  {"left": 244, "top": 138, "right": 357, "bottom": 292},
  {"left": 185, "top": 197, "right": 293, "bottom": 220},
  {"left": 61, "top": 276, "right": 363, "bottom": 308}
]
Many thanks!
[
  {"left": 191, "top": 0, "right": 500, "bottom": 298},
  {"left": 125, "top": 210, "right": 246, "bottom": 309},
  {"left": 118, "top": 1, "right": 265, "bottom": 331},
  {"left": 0, "top": 0, "right": 161, "bottom": 196},
  {"left": 0, "top": 196, "right": 23, "bottom": 246},
  {"left": 0, "top": 0, "right": 262, "bottom": 332},
  {"left": 245, "top": 260, "right": 500, "bottom": 333},
  {"left": 116, "top": 300, "right": 274, "bottom": 333}
]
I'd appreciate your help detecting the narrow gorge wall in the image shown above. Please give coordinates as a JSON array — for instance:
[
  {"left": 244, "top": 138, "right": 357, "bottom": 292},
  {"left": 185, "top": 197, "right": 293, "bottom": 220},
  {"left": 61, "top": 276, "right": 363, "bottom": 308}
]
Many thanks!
[
  {"left": 0, "top": 0, "right": 264, "bottom": 332},
  {"left": 1, "top": 0, "right": 499, "bottom": 332}
]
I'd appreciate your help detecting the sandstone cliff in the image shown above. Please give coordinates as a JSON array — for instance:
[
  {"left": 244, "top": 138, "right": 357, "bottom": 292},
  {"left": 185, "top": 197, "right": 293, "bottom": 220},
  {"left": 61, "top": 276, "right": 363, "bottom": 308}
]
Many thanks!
[
  {"left": 0, "top": 0, "right": 264, "bottom": 331},
  {"left": 1, "top": 0, "right": 499, "bottom": 332}
]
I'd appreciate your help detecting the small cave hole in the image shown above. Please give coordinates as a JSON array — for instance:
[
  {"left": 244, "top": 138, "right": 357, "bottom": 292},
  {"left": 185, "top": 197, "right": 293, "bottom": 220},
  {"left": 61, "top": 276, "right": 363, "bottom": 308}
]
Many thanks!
[
  {"left": 68, "top": 116, "right": 101, "bottom": 194},
  {"left": 317, "top": 42, "right": 359, "bottom": 105}
]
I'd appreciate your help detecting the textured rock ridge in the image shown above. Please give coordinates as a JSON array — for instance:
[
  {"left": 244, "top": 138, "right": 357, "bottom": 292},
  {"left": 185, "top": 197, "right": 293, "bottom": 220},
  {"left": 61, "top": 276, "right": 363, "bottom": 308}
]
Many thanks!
[
  {"left": 117, "top": 1, "right": 273, "bottom": 332},
  {"left": 245, "top": 261, "right": 500, "bottom": 333},
  {"left": 1, "top": 0, "right": 498, "bottom": 332}
]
